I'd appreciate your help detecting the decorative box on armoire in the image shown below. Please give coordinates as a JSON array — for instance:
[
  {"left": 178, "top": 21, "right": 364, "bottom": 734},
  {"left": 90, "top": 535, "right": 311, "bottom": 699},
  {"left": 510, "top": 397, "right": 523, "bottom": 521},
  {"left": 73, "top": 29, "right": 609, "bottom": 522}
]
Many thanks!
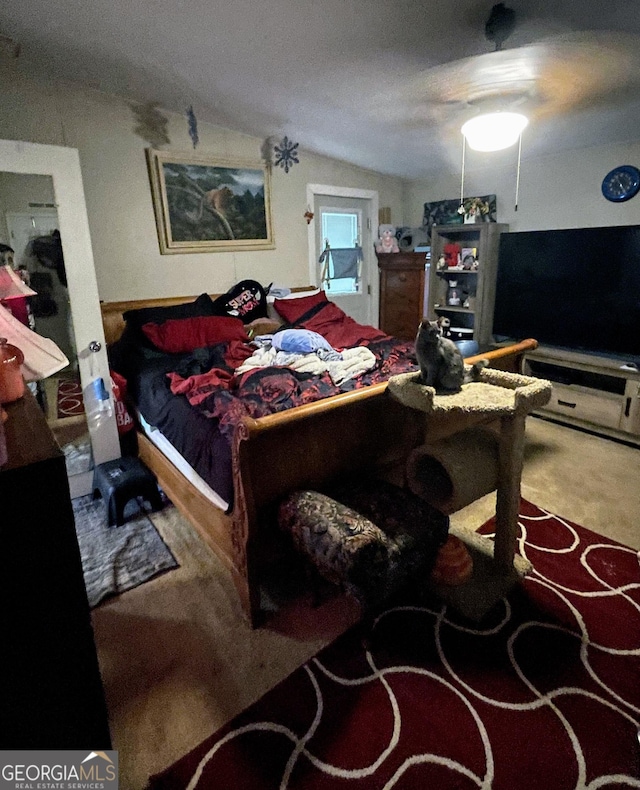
[
  {"left": 0, "top": 388, "right": 111, "bottom": 748},
  {"left": 377, "top": 252, "right": 429, "bottom": 340}
]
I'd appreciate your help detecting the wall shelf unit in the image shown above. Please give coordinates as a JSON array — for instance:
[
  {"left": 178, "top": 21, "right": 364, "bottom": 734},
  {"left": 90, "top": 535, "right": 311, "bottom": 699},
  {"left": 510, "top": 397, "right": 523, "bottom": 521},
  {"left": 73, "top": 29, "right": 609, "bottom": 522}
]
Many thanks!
[{"left": 428, "top": 223, "right": 508, "bottom": 349}]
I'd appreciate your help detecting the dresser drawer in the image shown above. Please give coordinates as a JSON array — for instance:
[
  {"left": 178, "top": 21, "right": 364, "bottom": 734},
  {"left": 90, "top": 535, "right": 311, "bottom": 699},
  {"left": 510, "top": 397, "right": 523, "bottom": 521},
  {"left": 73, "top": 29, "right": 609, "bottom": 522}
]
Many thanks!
[
  {"left": 379, "top": 269, "right": 424, "bottom": 340},
  {"left": 543, "top": 383, "right": 622, "bottom": 430}
]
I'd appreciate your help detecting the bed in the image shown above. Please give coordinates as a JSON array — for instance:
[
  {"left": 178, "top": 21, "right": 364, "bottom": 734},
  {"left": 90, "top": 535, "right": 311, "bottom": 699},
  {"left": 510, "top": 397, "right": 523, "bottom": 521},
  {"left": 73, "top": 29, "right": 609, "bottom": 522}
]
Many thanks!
[{"left": 101, "top": 287, "right": 537, "bottom": 626}]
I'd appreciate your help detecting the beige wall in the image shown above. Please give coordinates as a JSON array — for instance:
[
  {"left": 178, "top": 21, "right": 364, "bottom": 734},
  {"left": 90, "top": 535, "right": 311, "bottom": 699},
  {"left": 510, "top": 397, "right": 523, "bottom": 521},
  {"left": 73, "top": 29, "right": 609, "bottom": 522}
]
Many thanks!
[
  {"left": 5, "top": 56, "right": 638, "bottom": 307},
  {"left": 0, "top": 172, "right": 56, "bottom": 242},
  {"left": 403, "top": 140, "right": 640, "bottom": 232},
  {"left": 0, "top": 61, "right": 404, "bottom": 302}
]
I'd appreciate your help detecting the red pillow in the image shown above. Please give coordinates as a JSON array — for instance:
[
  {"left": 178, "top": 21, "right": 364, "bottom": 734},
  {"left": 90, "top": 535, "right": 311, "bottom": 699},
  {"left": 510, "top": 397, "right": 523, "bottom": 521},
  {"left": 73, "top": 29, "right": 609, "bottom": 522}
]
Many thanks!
[
  {"left": 142, "top": 315, "right": 248, "bottom": 353},
  {"left": 273, "top": 290, "right": 328, "bottom": 324}
]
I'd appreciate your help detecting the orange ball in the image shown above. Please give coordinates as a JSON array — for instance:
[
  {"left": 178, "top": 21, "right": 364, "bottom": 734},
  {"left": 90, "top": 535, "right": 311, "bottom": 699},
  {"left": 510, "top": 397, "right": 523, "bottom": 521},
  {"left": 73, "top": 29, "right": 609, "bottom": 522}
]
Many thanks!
[{"left": 431, "top": 534, "right": 473, "bottom": 586}]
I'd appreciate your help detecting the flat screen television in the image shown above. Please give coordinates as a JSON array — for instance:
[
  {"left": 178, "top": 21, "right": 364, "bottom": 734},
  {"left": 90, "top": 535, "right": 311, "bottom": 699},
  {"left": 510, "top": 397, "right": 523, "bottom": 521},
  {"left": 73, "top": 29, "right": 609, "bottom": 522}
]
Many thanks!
[{"left": 493, "top": 225, "right": 640, "bottom": 363}]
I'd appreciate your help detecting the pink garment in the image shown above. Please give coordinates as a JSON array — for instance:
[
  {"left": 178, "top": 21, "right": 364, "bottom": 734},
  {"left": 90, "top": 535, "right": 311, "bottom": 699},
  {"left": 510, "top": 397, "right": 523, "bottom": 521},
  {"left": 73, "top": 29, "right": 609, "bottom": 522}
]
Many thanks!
[
  {"left": 0, "top": 265, "right": 36, "bottom": 327},
  {"left": 2, "top": 297, "right": 29, "bottom": 326},
  {"left": 0, "top": 265, "right": 36, "bottom": 300},
  {"left": 0, "top": 302, "right": 68, "bottom": 381}
]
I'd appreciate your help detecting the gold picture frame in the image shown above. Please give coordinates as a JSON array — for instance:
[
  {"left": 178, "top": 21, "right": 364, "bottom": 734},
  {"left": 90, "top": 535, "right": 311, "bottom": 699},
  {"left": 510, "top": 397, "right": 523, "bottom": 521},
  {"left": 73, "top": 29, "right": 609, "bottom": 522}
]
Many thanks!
[{"left": 146, "top": 149, "right": 275, "bottom": 254}]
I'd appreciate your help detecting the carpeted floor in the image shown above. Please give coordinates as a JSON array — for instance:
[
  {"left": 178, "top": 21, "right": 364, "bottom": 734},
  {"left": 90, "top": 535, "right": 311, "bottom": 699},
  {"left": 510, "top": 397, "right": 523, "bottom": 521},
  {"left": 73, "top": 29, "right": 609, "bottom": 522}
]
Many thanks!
[
  {"left": 72, "top": 493, "right": 179, "bottom": 607},
  {"left": 147, "top": 499, "right": 640, "bottom": 789},
  {"left": 88, "top": 416, "right": 640, "bottom": 789}
]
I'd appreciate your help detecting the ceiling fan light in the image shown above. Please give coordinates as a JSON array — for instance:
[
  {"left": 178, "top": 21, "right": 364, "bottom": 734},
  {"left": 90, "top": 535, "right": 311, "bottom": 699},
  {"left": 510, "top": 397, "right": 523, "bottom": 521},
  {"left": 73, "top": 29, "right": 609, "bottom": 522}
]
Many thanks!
[{"left": 461, "top": 111, "right": 528, "bottom": 152}]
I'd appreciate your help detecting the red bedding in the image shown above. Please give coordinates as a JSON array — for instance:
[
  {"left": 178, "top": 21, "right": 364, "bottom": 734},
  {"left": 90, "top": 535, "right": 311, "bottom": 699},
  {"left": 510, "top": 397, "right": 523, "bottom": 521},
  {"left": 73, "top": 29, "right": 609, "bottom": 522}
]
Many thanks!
[
  {"left": 168, "top": 336, "right": 417, "bottom": 438},
  {"left": 166, "top": 298, "right": 416, "bottom": 438},
  {"left": 291, "top": 300, "right": 388, "bottom": 349},
  {"left": 165, "top": 298, "right": 417, "bottom": 438}
]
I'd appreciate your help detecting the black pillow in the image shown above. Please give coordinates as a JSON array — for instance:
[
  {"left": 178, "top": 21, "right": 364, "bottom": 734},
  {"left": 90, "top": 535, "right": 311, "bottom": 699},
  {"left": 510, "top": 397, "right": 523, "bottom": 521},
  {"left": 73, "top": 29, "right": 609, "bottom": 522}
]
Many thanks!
[
  {"left": 210, "top": 280, "right": 271, "bottom": 324},
  {"left": 122, "top": 292, "right": 218, "bottom": 346}
]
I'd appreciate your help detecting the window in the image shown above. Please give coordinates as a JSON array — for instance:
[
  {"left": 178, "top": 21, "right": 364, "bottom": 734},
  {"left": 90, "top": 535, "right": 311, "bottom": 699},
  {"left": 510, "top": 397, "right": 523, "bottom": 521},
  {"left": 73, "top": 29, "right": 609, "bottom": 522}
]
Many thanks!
[{"left": 319, "top": 209, "right": 362, "bottom": 294}]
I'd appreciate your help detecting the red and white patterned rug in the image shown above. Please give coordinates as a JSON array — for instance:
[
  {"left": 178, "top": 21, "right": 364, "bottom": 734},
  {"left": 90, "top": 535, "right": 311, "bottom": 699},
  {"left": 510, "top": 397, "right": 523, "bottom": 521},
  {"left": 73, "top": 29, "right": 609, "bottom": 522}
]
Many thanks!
[
  {"left": 149, "top": 500, "right": 640, "bottom": 789},
  {"left": 56, "top": 377, "right": 85, "bottom": 419}
]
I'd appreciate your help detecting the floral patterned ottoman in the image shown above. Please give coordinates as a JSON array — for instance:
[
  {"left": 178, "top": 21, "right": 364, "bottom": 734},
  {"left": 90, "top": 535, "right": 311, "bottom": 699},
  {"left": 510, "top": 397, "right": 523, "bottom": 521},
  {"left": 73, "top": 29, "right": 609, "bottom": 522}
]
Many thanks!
[{"left": 278, "top": 479, "right": 449, "bottom": 608}]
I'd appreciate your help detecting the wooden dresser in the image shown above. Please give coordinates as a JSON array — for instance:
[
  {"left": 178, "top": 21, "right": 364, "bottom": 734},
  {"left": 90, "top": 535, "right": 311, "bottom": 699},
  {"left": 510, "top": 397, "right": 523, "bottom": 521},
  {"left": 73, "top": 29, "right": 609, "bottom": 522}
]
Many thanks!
[
  {"left": 377, "top": 252, "right": 429, "bottom": 340},
  {"left": 0, "top": 389, "right": 111, "bottom": 748}
]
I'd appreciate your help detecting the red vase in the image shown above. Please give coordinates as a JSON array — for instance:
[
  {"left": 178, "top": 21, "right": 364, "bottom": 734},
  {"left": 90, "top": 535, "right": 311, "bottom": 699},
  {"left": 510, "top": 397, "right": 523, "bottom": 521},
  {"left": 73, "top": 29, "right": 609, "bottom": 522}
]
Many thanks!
[{"left": 0, "top": 337, "right": 25, "bottom": 404}]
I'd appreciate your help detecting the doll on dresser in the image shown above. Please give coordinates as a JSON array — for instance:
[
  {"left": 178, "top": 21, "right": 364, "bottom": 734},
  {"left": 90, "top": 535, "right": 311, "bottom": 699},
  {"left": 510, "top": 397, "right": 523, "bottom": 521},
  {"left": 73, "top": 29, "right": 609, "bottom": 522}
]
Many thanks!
[{"left": 375, "top": 224, "right": 400, "bottom": 254}]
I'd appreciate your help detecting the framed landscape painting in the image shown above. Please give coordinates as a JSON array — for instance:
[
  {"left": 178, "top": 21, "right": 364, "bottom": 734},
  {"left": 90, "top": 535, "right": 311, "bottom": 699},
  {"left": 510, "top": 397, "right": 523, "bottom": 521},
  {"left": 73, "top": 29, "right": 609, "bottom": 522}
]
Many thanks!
[{"left": 146, "top": 149, "right": 274, "bottom": 253}]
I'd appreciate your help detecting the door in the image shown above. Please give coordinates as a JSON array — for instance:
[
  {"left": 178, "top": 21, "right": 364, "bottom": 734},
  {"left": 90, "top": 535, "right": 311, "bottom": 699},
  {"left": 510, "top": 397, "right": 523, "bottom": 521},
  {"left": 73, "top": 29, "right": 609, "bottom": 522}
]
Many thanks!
[
  {"left": 308, "top": 186, "right": 378, "bottom": 327},
  {"left": 6, "top": 210, "right": 76, "bottom": 364},
  {"left": 0, "top": 141, "right": 120, "bottom": 498},
  {"left": 6, "top": 207, "right": 93, "bottom": 482}
]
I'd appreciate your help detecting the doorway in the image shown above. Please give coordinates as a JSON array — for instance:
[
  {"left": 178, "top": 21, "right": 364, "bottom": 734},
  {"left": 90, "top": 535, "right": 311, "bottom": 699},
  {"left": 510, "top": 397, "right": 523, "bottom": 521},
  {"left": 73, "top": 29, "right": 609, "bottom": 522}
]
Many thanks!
[
  {"left": 6, "top": 210, "right": 75, "bottom": 362},
  {"left": 307, "top": 184, "right": 379, "bottom": 327},
  {"left": 0, "top": 141, "right": 120, "bottom": 498},
  {"left": 5, "top": 204, "right": 92, "bottom": 480}
]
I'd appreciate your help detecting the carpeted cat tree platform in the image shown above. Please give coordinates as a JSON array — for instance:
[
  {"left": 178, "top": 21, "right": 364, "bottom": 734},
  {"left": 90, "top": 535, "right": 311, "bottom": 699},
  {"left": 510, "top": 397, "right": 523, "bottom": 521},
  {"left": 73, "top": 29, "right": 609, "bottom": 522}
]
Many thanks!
[{"left": 388, "top": 367, "right": 552, "bottom": 620}]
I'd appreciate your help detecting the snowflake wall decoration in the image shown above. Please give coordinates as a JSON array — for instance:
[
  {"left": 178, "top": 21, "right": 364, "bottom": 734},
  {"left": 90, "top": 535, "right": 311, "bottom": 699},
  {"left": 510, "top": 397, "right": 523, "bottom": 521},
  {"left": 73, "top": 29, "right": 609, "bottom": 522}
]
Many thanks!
[
  {"left": 186, "top": 105, "right": 199, "bottom": 149},
  {"left": 274, "top": 136, "right": 300, "bottom": 173}
]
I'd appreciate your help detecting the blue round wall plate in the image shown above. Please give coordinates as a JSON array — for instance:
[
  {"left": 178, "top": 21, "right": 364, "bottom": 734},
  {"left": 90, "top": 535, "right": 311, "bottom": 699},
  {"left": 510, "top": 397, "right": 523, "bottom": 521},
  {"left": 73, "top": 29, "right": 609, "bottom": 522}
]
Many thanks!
[{"left": 601, "top": 165, "right": 640, "bottom": 202}]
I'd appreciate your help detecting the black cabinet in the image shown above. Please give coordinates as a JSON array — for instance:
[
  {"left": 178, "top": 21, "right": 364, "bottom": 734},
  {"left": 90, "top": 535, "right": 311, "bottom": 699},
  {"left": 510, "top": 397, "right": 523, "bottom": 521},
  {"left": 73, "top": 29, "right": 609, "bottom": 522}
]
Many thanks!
[{"left": 0, "top": 389, "right": 111, "bottom": 748}]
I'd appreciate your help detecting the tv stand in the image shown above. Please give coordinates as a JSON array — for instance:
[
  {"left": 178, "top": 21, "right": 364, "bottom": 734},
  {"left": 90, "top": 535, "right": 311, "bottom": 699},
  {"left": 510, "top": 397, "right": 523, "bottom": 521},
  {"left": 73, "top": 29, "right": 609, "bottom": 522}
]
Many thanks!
[{"left": 523, "top": 346, "right": 640, "bottom": 444}]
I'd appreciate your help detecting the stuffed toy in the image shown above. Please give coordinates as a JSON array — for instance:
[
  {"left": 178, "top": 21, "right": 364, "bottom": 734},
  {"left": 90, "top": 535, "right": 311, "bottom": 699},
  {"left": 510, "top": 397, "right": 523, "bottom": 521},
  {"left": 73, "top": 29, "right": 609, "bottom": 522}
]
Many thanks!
[{"left": 375, "top": 224, "right": 400, "bottom": 254}]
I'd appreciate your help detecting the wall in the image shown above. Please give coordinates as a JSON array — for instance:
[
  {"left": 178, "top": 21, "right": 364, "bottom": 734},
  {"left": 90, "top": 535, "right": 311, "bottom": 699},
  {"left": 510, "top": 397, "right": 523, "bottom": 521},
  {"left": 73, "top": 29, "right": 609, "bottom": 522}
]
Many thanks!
[
  {"left": 8, "top": 56, "right": 638, "bottom": 308},
  {"left": 0, "top": 172, "right": 56, "bottom": 241},
  {"left": 0, "top": 173, "right": 74, "bottom": 363},
  {"left": 0, "top": 60, "right": 403, "bottom": 302},
  {"left": 403, "top": 140, "right": 640, "bottom": 232}
]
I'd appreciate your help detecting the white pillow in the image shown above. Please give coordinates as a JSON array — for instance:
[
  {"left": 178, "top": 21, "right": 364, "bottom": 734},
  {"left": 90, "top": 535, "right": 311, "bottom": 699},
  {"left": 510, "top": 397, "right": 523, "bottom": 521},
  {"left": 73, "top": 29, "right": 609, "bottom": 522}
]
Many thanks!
[
  {"left": 280, "top": 287, "right": 320, "bottom": 298},
  {"left": 267, "top": 287, "right": 320, "bottom": 302}
]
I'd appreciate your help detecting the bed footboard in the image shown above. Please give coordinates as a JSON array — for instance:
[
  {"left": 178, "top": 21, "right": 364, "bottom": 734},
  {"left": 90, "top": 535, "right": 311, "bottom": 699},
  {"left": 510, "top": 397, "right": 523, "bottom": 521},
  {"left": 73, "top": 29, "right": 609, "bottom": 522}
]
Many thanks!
[{"left": 229, "top": 338, "right": 538, "bottom": 625}]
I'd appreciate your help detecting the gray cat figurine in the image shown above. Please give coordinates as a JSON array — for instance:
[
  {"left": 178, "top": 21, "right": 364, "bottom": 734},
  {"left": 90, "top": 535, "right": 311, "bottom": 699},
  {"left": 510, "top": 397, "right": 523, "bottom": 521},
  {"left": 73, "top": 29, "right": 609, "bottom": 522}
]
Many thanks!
[{"left": 415, "top": 319, "right": 487, "bottom": 394}]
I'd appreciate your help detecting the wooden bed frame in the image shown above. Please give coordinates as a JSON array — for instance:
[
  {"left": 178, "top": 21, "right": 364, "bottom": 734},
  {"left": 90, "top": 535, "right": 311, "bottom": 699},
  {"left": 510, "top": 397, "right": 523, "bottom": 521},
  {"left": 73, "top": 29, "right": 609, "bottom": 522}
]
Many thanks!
[{"left": 101, "top": 295, "right": 538, "bottom": 626}]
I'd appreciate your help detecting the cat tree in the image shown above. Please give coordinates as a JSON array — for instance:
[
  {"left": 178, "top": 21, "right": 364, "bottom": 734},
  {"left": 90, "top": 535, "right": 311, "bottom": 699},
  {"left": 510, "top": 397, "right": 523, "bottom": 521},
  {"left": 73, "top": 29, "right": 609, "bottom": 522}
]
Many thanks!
[{"left": 388, "top": 367, "right": 552, "bottom": 619}]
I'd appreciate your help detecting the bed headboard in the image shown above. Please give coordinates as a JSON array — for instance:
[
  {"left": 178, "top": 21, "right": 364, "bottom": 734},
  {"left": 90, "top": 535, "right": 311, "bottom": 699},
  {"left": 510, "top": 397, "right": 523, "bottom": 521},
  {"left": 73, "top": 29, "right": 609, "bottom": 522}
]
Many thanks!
[
  {"left": 100, "top": 295, "right": 211, "bottom": 346},
  {"left": 100, "top": 287, "right": 316, "bottom": 346}
]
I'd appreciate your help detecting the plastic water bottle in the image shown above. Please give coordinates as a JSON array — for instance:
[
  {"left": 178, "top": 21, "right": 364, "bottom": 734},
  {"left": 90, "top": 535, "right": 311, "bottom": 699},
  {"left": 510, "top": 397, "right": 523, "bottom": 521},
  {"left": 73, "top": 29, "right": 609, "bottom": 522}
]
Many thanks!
[{"left": 84, "top": 377, "right": 113, "bottom": 429}]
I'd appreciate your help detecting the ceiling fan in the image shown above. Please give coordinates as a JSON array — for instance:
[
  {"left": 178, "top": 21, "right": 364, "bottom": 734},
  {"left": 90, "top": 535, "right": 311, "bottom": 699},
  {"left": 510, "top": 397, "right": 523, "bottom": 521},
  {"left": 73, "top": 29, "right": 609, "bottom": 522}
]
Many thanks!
[{"left": 387, "top": 3, "right": 640, "bottom": 147}]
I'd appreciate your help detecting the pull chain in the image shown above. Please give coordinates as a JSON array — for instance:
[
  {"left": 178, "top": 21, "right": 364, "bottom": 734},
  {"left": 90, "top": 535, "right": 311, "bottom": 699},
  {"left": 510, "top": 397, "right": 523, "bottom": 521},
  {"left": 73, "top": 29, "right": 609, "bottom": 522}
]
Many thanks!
[
  {"left": 514, "top": 133, "right": 523, "bottom": 212},
  {"left": 460, "top": 135, "right": 466, "bottom": 210}
]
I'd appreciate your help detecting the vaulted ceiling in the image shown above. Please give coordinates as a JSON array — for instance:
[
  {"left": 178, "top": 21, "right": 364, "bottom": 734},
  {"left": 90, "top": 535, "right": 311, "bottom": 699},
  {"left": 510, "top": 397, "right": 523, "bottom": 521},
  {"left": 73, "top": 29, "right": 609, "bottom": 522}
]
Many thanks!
[{"left": 2, "top": 0, "right": 640, "bottom": 179}]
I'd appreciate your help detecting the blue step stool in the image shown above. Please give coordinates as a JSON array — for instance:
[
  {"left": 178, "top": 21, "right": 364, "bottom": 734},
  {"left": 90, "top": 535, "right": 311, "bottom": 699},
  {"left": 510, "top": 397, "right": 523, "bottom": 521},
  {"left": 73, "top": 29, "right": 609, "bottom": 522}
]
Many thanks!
[{"left": 92, "top": 456, "right": 163, "bottom": 526}]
